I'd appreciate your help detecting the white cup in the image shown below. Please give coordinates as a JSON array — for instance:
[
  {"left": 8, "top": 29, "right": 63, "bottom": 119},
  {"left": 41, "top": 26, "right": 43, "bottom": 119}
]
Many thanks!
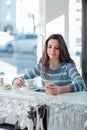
[
  {"left": 25, "top": 78, "right": 37, "bottom": 89},
  {"left": 24, "top": 77, "right": 43, "bottom": 90}
]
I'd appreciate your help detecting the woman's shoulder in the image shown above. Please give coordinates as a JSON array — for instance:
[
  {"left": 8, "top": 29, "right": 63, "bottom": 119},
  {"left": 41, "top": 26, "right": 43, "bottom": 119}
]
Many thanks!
[{"left": 61, "top": 62, "right": 76, "bottom": 68}]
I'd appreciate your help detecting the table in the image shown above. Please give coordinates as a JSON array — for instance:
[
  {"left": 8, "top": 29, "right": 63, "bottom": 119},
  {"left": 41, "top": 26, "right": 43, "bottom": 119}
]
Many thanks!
[{"left": 0, "top": 87, "right": 87, "bottom": 130}]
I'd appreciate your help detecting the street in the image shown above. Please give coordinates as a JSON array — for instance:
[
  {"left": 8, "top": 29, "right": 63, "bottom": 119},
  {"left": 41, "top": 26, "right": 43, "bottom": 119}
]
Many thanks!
[{"left": 0, "top": 50, "right": 37, "bottom": 74}]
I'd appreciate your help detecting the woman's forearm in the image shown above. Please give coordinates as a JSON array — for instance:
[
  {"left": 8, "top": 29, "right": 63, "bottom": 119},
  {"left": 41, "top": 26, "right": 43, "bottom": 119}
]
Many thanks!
[{"left": 57, "top": 86, "right": 72, "bottom": 94}]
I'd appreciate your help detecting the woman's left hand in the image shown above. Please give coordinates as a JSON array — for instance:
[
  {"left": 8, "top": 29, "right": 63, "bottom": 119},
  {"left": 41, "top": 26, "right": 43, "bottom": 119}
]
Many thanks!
[{"left": 45, "top": 85, "right": 61, "bottom": 95}]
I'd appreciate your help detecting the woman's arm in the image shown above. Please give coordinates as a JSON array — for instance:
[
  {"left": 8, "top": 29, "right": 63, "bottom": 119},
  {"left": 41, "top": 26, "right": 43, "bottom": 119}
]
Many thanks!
[
  {"left": 45, "top": 63, "right": 86, "bottom": 95},
  {"left": 67, "top": 63, "right": 86, "bottom": 92},
  {"left": 12, "top": 64, "right": 41, "bottom": 87}
]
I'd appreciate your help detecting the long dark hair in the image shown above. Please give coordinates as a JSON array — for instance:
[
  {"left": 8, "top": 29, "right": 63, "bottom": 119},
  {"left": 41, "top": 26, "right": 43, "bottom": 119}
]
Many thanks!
[{"left": 39, "top": 34, "right": 74, "bottom": 74}]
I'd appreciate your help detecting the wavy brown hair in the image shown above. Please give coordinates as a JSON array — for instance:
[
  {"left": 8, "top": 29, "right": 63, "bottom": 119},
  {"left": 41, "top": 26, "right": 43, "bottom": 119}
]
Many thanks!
[{"left": 39, "top": 34, "right": 74, "bottom": 74}]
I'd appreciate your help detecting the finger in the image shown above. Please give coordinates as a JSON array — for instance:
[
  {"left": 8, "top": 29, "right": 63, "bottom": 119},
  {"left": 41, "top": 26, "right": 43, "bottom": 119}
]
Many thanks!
[
  {"left": 46, "top": 88, "right": 52, "bottom": 94},
  {"left": 46, "top": 88, "right": 53, "bottom": 93},
  {"left": 46, "top": 85, "right": 54, "bottom": 89},
  {"left": 16, "top": 82, "right": 22, "bottom": 87},
  {"left": 19, "top": 78, "right": 25, "bottom": 83}
]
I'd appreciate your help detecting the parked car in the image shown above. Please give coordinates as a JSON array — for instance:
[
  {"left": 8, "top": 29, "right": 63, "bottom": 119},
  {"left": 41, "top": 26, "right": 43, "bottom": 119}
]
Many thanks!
[
  {"left": 0, "top": 31, "right": 14, "bottom": 50},
  {"left": 6, "top": 33, "right": 38, "bottom": 54}
]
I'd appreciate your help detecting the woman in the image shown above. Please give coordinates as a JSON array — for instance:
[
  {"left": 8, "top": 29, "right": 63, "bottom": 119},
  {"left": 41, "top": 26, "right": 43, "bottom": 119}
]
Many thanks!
[{"left": 13, "top": 34, "right": 86, "bottom": 95}]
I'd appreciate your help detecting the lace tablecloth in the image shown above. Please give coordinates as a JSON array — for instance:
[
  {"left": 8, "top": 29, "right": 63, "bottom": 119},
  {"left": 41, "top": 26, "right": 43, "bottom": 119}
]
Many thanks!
[{"left": 0, "top": 88, "right": 87, "bottom": 130}]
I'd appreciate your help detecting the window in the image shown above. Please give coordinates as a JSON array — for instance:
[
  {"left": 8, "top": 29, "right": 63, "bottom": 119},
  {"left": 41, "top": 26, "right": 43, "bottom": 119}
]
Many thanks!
[{"left": 0, "top": 0, "right": 45, "bottom": 84}]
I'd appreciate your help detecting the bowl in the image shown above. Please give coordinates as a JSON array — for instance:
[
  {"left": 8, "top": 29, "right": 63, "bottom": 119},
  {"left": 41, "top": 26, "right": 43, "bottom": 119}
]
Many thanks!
[{"left": 0, "top": 112, "right": 7, "bottom": 124}]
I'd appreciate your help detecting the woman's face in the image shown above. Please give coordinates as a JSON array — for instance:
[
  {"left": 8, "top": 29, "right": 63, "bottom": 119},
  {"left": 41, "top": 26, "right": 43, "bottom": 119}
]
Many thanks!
[{"left": 47, "top": 39, "right": 60, "bottom": 60}]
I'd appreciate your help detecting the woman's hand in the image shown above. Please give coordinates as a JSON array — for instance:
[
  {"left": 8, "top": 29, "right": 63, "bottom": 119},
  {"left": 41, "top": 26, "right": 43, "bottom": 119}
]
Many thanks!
[
  {"left": 45, "top": 85, "right": 61, "bottom": 95},
  {"left": 13, "top": 78, "right": 25, "bottom": 87},
  {"left": 45, "top": 85, "right": 72, "bottom": 95}
]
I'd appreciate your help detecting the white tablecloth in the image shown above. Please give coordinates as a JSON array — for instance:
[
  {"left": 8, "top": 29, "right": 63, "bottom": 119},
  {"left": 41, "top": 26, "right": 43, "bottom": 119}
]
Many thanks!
[{"left": 0, "top": 87, "right": 87, "bottom": 130}]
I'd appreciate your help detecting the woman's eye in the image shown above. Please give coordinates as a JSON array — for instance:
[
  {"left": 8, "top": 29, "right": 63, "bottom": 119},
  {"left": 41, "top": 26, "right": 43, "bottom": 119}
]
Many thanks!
[
  {"left": 48, "top": 46, "right": 52, "bottom": 48},
  {"left": 48, "top": 46, "right": 60, "bottom": 49},
  {"left": 55, "top": 47, "right": 60, "bottom": 50}
]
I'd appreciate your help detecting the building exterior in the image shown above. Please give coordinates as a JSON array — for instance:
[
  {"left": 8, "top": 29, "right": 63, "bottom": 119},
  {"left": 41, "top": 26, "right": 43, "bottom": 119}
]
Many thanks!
[{"left": 0, "top": 0, "right": 16, "bottom": 32}]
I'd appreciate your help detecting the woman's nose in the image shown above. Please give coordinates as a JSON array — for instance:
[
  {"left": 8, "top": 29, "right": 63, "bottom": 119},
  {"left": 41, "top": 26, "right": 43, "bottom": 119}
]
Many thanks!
[{"left": 51, "top": 47, "right": 55, "bottom": 52}]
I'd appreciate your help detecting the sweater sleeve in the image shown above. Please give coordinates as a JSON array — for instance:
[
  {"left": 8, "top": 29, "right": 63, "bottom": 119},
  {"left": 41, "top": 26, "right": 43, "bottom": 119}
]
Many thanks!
[
  {"left": 22, "top": 63, "right": 41, "bottom": 79},
  {"left": 67, "top": 63, "right": 86, "bottom": 92}
]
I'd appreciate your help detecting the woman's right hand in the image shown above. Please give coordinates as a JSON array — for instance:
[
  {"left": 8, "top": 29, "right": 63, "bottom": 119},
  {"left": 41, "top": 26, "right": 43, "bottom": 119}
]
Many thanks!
[{"left": 13, "top": 77, "right": 25, "bottom": 87}]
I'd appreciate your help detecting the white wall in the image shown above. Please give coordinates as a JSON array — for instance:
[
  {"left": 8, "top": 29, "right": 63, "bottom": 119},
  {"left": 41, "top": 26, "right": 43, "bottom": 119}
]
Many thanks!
[{"left": 45, "top": 0, "right": 69, "bottom": 45}]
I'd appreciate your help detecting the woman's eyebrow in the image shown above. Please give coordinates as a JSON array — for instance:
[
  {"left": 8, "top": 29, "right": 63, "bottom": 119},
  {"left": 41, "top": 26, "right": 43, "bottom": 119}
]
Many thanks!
[{"left": 55, "top": 45, "right": 60, "bottom": 47}]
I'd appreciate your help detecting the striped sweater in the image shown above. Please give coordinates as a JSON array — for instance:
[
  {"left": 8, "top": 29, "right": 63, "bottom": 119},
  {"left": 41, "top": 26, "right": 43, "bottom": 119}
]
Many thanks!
[{"left": 22, "top": 62, "right": 86, "bottom": 92}]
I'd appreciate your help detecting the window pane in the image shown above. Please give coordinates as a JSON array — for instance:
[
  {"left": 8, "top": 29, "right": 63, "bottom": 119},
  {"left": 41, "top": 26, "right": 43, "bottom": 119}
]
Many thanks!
[
  {"left": 69, "top": 0, "right": 82, "bottom": 75},
  {"left": 0, "top": 0, "right": 45, "bottom": 84}
]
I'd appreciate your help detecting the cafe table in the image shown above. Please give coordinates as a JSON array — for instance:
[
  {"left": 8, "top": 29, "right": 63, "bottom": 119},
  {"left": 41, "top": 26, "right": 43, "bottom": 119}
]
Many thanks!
[{"left": 0, "top": 86, "right": 87, "bottom": 130}]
